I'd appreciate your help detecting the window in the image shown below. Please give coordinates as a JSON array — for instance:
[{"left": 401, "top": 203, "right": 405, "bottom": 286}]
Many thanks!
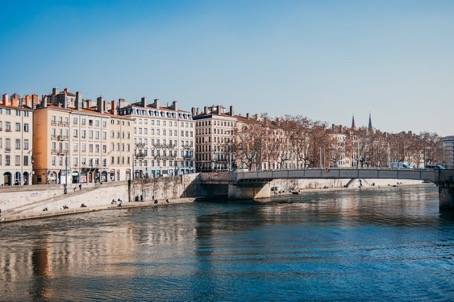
[
  {"left": 5, "top": 122, "right": 11, "bottom": 132},
  {"left": 15, "top": 155, "right": 20, "bottom": 166},
  {"left": 15, "top": 139, "right": 20, "bottom": 150},
  {"left": 73, "top": 117, "right": 78, "bottom": 125},
  {"left": 23, "top": 123, "right": 29, "bottom": 132},
  {"left": 24, "top": 139, "right": 29, "bottom": 150},
  {"left": 23, "top": 156, "right": 29, "bottom": 166},
  {"left": 5, "top": 155, "right": 10, "bottom": 166}
]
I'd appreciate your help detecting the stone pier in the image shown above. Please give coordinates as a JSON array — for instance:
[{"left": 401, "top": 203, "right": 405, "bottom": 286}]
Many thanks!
[
  {"left": 228, "top": 182, "right": 271, "bottom": 200},
  {"left": 439, "top": 186, "right": 454, "bottom": 210}
]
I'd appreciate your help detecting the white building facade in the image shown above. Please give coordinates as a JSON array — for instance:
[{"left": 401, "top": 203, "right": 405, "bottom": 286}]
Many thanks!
[{"left": 119, "top": 98, "right": 195, "bottom": 178}]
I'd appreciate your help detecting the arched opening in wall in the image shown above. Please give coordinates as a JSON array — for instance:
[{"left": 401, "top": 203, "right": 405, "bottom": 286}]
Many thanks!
[
  {"left": 49, "top": 171, "right": 58, "bottom": 184},
  {"left": 101, "top": 171, "right": 108, "bottom": 182},
  {"left": 23, "top": 172, "right": 30, "bottom": 185},
  {"left": 72, "top": 171, "right": 79, "bottom": 183},
  {"left": 88, "top": 172, "right": 93, "bottom": 183},
  {"left": 3, "top": 172, "right": 12, "bottom": 186},
  {"left": 14, "top": 172, "right": 21, "bottom": 185}
]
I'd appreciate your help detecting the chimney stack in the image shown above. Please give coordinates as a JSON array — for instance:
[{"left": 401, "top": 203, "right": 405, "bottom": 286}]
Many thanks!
[
  {"left": 111, "top": 100, "right": 116, "bottom": 115},
  {"left": 97, "top": 97, "right": 103, "bottom": 113},
  {"left": 246, "top": 113, "right": 249, "bottom": 119},
  {"left": 141, "top": 97, "right": 146, "bottom": 107},
  {"left": 31, "top": 94, "right": 39, "bottom": 109},
  {"left": 118, "top": 98, "right": 127, "bottom": 109},
  {"left": 75, "top": 91, "right": 80, "bottom": 110},
  {"left": 43, "top": 96, "right": 48, "bottom": 108},
  {"left": 52, "top": 88, "right": 57, "bottom": 95},
  {"left": 153, "top": 98, "right": 159, "bottom": 108},
  {"left": 2, "top": 94, "right": 9, "bottom": 106},
  {"left": 11, "top": 94, "right": 19, "bottom": 107},
  {"left": 191, "top": 107, "right": 196, "bottom": 116},
  {"left": 216, "top": 105, "right": 221, "bottom": 114},
  {"left": 204, "top": 106, "right": 207, "bottom": 114},
  {"left": 229, "top": 105, "right": 233, "bottom": 116},
  {"left": 171, "top": 101, "right": 177, "bottom": 110}
]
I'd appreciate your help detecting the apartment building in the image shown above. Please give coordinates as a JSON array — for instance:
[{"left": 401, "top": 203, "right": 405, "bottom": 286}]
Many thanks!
[
  {"left": 118, "top": 98, "right": 195, "bottom": 178},
  {"left": 33, "top": 89, "right": 133, "bottom": 184},
  {"left": 192, "top": 105, "right": 236, "bottom": 172},
  {"left": 0, "top": 94, "right": 34, "bottom": 186}
]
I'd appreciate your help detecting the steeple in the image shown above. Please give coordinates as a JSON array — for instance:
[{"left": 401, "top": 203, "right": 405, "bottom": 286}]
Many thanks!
[
  {"left": 351, "top": 115, "right": 356, "bottom": 129},
  {"left": 368, "top": 113, "right": 373, "bottom": 131}
]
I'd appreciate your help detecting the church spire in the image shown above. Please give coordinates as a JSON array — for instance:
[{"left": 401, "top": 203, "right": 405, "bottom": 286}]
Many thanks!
[
  {"left": 351, "top": 115, "right": 356, "bottom": 129},
  {"left": 368, "top": 113, "right": 373, "bottom": 130}
]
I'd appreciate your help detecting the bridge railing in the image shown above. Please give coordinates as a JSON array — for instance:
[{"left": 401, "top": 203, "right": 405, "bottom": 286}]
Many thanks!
[{"left": 233, "top": 168, "right": 454, "bottom": 183}]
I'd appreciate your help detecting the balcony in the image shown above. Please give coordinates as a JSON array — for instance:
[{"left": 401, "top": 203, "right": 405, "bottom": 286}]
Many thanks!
[{"left": 5, "top": 148, "right": 11, "bottom": 153}]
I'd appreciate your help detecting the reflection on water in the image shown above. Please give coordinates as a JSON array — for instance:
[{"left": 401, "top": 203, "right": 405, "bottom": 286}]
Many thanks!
[{"left": 1, "top": 185, "right": 454, "bottom": 301}]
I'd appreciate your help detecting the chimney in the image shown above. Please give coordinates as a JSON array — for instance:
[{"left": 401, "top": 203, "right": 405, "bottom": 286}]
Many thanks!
[
  {"left": 31, "top": 94, "right": 39, "bottom": 108},
  {"left": 85, "top": 99, "right": 90, "bottom": 109},
  {"left": 191, "top": 107, "right": 196, "bottom": 116},
  {"left": 118, "top": 98, "right": 127, "bottom": 109},
  {"left": 97, "top": 97, "right": 103, "bottom": 113},
  {"left": 141, "top": 97, "right": 146, "bottom": 107},
  {"left": 216, "top": 105, "right": 221, "bottom": 114},
  {"left": 2, "top": 94, "right": 9, "bottom": 106},
  {"left": 196, "top": 107, "right": 199, "bottom": 115},
  {"left": 11, "top": 94, "right": 19, "bottom": 107},
  {"left": 229, "top": 105, "right": 233, "bottom": 116},
  {"left": 75, "top": 91, "right": 80, "bottom": 110},
  {"left": 111, "top": 100, "right": 116, "bottom": 115},
  {"left": 43, "top": 96, "right": 48, "bottom": 108},
  {"left": 52, "top": 88, "right": 57, "bottom": 95},
  {"left": 24, "top": 95, "right": 31, "bottom": 108},
  {"left": 246, "top": 113, "right": 249, "bottom": 119},
  {"left": 204, "top": 106, "right": 207, "bottom": 114},
  {"left": 63, "top": 88, "right": 68, "bottom": 95},
  {"left": 171, "top": 101, "right": 177, "bottom": 110},
  {"left": 103, "top": 100, "right": 106, "bottom": 112},
  {"left": 153, "top": 98, "right": 159, "bottom": 108}
]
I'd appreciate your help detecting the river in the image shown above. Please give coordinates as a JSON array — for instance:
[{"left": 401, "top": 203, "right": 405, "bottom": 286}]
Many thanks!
[{"left": 1, "top": 185, "right": 454, "bottom": 301}]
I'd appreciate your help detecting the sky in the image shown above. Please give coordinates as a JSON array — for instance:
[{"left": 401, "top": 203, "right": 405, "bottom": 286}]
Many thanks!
[{"left": 0, "top": 0, "right": 453, "bottom": 135}]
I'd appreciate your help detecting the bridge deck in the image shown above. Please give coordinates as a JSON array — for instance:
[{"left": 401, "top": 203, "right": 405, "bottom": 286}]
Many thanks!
[{"left": 235, "top": 168, "right": 454, "bottom": 184}]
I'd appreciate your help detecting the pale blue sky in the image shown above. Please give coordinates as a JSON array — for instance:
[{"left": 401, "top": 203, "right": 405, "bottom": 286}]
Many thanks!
[{"left": 0, "top": 0, "right": 453, "bottom": 135}]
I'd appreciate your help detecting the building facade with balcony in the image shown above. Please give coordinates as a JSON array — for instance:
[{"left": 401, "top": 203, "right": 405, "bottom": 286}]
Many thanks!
[
  {"left": 0, "top": 93, "right": 34, "bottom": 186},
  {"left": 118, "top": 98, "right": 195, "bottom": 178},
  {"left": 193, "top": 105, "right": 236, "bottom": 172},
  {"left": 32, "top": 89, "right": 133, "bottom": 184}
]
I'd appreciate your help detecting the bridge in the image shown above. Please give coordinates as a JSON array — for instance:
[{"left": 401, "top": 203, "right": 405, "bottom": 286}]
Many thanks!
[{"left": 203, "top": 168, "right": 454, "bottom": 210}]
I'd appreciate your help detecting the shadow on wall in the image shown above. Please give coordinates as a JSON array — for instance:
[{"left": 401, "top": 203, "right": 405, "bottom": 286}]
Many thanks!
[{"left": 130, "top": 174, "right": 229, "bottom": 202}]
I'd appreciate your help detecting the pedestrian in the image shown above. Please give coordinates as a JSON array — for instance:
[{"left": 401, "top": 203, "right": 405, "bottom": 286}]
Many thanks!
[{"left": 79, "top": 184, "right": 82, "bottom": 191}]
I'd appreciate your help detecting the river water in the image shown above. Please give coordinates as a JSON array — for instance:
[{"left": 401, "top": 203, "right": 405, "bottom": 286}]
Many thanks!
[{"left": 1, "top": 185, "right": 454, "bottom": 301}]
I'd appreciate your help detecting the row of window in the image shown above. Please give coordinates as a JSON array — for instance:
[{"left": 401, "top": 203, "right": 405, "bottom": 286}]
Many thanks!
[
  {"left": 135, "top": 138, "right": 194, "bottom": 147},
  {"left": 136, "top": 128, "right": 193, "bottom": 137},
  {"left": 0, "top": 121, "right": 30, "bottom": 132},
  {"left": 136, "top": 119, "right": 193, "bottom": 127},
  {"left": 195, "top": 120, "right": 234, "bottom": 127},
  {"left": 51, "top": 115, "right": 131, "bottom": 127},
  {"left": 135, "top": 159, "right": 194, "bottom": 167},
  {"left": 51, "top": 142, "right": 131, "bottom": 153},
  {"left": 50, "top": 156, "right": 131, "bottom": 167},
  {"left": 124, "top": 107, "right": 192, "bottom": 120},
  {"left": 0, "top": 108, "right": 31, "bottom": 117},
  {"left": 0, "top": 138, "right": 30, "bottom": 151},
  {"left": 0, "top": 155, "right": 29, "bottom": 166}
]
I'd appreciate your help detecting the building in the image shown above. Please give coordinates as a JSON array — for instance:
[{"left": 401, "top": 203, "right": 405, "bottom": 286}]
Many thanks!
[
  {"left": 192, "top": 105, "right": 236, "bottom": 171},
  {"left": 442, "top": 136, "right": 454, "bottom": 169},
  {"left": 0, "top": 93, "right": 34, "bottom": 186},
  {"left": 33, "top": 88, "right": 134, "bottom": 184},
  {"left": 118, "top": 97, "right": 195, "bottom": 178}
]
